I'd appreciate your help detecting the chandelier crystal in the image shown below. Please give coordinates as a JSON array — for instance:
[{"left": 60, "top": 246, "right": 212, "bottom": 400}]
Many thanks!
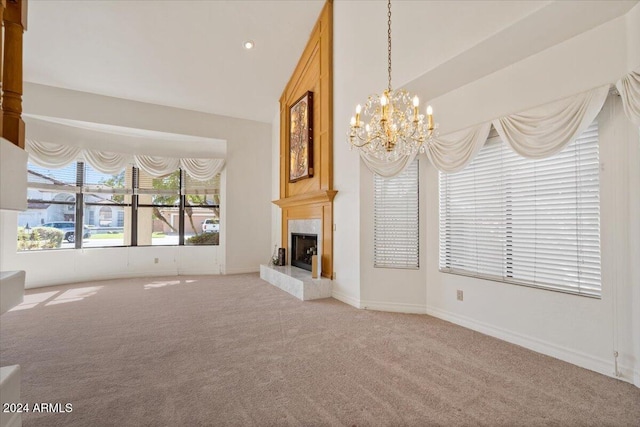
[{"left": 348, "top": 0, "right": 438, "bottom": 161}]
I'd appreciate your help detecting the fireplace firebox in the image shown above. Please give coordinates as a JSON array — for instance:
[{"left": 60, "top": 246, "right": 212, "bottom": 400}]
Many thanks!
[{"left": 291, "top": 233, "right": 318, "bottom": 271}]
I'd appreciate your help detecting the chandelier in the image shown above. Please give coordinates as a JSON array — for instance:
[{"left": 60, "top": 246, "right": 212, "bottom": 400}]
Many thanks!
[{"left": 348, "top": 0, "right": 437, "bottom": 161}]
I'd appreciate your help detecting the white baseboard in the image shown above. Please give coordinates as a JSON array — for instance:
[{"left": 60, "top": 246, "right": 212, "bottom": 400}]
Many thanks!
[
  {"left": 177, "top": 266, "right": 221, "bottom": 276},
  {"left": 425, "top": 305, "right": 628, "bottom": 383},
  {"left": 615, "top": 363, "right": 639, "bottom": 386},
  {"left": 360, "top": 299, "right": 426, "bottom": 314},
  {"left": 331, "top": 290, "right": 360, "bottom": 308},
  {"left": 331, "top": 293, "right": 427, "bottom": 315},
  {"left": 25, "top": 269, "right": 178, "bottom": 289},
  {"left": 223, "top": 266, "right": 260, "bottom": 275}
]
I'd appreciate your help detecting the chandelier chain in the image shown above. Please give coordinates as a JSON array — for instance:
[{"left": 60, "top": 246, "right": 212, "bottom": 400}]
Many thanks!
[
  {"left": 387, "top": 0, "right": 392, "bottom": 92},
  {"left": 347, "top": 0, "right": 438, "bottom": 161}
]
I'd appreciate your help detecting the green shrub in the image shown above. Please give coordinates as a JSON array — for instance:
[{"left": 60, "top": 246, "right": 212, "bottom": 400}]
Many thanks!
[
  {"left": 17, "top": 226, "right": 64, "bottom": 250},
  {"left": 35, "top": 227, "right": 64, "bottom": 248},
  {"left": 186, "top": 232, "right": 219, "bottom": 246}
]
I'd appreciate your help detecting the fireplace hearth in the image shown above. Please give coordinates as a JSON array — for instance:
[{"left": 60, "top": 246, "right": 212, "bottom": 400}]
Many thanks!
[{"left": 291, "top": 233, "right": 318, "bottom": 271}]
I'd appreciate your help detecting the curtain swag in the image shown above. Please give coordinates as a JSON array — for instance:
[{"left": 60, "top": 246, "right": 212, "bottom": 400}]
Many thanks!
[
  {"left": 364, "top": 66, "right": 640, "bottom": 178},
  {"left": 179, "top": 158, "right": 225, "bottom": 181},
  {"left": 363, "top": 83, "right": 613, "bottom": 178},
  {"left": 82, "top": 149, "right": 132, "bottom": 175},
  {"left": 26, "top": 139, "right": 225, "bottom": 181},
  {"left": 359, "top": 151, "right": 417, "bottom": 178},
  {"left": 616, "top": 67, "right": 640, "bottom": 126},
  {"left": 427, "top": 123, "right": 492, "bottom": 173},
  {"left": 134, "top": 155, "right": 180, "bottom": 177},
  {"left": 492, "top": 85, "right": 609, "bottom": 159},
  {"left": 26, "top": 139, "right": 83, "bottom": 169}
]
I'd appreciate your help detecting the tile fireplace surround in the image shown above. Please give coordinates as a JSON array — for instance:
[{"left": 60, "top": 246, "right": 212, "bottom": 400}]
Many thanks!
[
  {"left": 288, "top": 219, "right": 322, "bottom": 274},
  {"left": 273, "top": 191, "right": 337, "bottom": 279}
]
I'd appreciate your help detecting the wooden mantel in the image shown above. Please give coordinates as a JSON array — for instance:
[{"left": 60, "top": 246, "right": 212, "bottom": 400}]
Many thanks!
[
  {"left": 273, "top": 190, "right": 336, "bottom": 209},
  {"left": 276, "top": 1, "right": 334, "bottom": 279}
]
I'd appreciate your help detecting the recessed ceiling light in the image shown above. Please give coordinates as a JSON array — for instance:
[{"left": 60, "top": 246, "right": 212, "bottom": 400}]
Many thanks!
[{"left": 243, "top": 40, "right": 255, "bottom": 50}]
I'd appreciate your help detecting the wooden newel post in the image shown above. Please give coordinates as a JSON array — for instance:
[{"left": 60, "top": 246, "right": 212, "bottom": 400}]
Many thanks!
[{"left": 2, "top": 0, "right": 27, "bottom": 149}]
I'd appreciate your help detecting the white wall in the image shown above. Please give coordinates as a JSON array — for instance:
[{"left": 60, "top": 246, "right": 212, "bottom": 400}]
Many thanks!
[
  {"left": 0, "top": 139, "right": 27, "bottom": 212},
  {"left": 271, "top": 105, "right": 281, "bottom": 252},
  {"left": 358, "top": 159, "right": 428, "bottom": 313},
  {"left": 332, "top": 1, "right": 640, "bottom": 386},
  {"left": 627, "top": 3, "right": 640, "bottom": 70},
  {"left": 628, "top": 114, "right": 640, "bottom": 387},
  {"left": 0, "top": 211, "right": 222, "bottom": 288},
  {"left": 625, "top": 4, "right": 640, "bottom": 387},
  {"left": 331, "top": 0, "right": 371, "bottom": 307},
  {"left": 0, "top": 83, "right": 272, "bottom": 287},
  {"left": 430, "top": 16, "right": 628, "bottom": 134}
]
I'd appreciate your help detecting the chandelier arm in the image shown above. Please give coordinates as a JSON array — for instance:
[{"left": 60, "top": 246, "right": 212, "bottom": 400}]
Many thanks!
[
  {"left": 350, "top": 138, "right": 372, "bottom": 148},
  {"left": 410, "top": 121, "right": 431, "bottom": 141},
  {"left": 351, "top": 129, "right": 373, "bottom": 146},
  {"left": 351, "top": 131, "right": 381, "bottom": 148},
  {"left": 354, "top": 127, "right": 390, "bottom": 146},
  {"left": 357, "top": 128, "right": 384, "bottom": 143}
]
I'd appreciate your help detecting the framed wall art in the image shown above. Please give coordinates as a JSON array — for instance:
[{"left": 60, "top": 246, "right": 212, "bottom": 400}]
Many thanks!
[{"left": 289, "top": 91, "right": 313, "bottom": 182}]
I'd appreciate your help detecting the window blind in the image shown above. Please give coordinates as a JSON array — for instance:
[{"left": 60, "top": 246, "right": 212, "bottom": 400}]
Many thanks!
[
  {"left": 28, "top": 162, "right": 78, "bottom": 190},
  {"left": 439, "top": 122, "right": 601, "bottom": 297},
  {"left": 374, "top": 159, "right": 419, "bottom": 269}
]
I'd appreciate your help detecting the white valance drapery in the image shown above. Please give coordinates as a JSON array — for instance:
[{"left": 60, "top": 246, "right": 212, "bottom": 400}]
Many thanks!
[
  {"left": 134, "top": 155, "right": 180, "bottom": 177},
  {"left": 359, "top": 151, "right": 417, "bottom": 178},
  {"left": 26, "top": 140, "right": 83, "bottom": 169},
  {"left": 26, "top": 139, "right": 225, "bottom": 181},
  {"left": 492, "top": 85, "right": 609, "bottom": 159},
  {"left": 360, "top": 122, "right": 491, "bottom": 176},
  {"left": 361, "top": 84, "right": 610, "bottom": 177},
  {"left": 179, "top": 158, "right": 226, "bottom": 181},
  {"left": 616, "top": 68, "right": 640, "bottom": 126},
  {"left": 426, "top": 123, "right": 492, "bottom": 173},
  {"left": 82, "top": 149, "right": 132, "bottom": 175}
]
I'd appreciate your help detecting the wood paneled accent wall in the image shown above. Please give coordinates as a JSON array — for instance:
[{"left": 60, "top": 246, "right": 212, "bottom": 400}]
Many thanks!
[{"left": 274, "top": 0, "right": 335, "bottom": 278}]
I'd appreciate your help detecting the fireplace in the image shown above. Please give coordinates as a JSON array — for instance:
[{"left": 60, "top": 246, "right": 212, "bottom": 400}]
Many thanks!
[{"left": 291, "top": 233, "right": 318, "bottom": 271}]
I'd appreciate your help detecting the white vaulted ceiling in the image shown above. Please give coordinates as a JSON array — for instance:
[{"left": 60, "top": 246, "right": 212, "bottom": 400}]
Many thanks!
[
  {"left": 24, "top": 0, "right": 325, "bottom": 123},
  {"left": 24, "top": 1, "right": 637, "bottom": 124}
]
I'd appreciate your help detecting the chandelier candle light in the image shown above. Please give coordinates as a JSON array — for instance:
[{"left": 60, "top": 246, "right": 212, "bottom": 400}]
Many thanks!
[{"left": 348, "top": 0, "right": 437, "bottom": 161}]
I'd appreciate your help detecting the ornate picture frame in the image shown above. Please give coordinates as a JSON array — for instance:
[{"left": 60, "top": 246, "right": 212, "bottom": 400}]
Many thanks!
[{"left": 289, "top": 91, "right": 313, "bottom": 183}]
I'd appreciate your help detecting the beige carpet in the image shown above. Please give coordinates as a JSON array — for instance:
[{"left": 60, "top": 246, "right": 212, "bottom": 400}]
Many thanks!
[{"left": 1, "top": 274, "right": 638, "bottom": 427}]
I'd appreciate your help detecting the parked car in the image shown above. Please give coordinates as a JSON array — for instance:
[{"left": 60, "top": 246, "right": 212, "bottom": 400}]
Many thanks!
[
  {"left": 40, "top": 222, "right": 91, "bottom": 243},
  {"left": 202, "top": 218, "right": 220, "bottom": 233}
]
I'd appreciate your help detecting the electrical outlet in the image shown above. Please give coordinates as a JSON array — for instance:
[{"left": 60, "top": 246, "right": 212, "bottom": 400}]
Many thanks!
[
  {"left": 457, "top": 290, "right": 463, "bottom": 301},
  {"left": 154, "top": 258, "right": 159, "bottom": 264}
]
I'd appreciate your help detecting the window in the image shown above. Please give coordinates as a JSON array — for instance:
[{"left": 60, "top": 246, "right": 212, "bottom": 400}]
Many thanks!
[
  {"left": 374, "top": 159, "right": 419, "bottom": 269},
  {"left": 439, "top": 122, "right": 601, "bottom": 297},
  {"left": 83, "top": 164, "right": 131, "bottom": 247},
  {"left": 18, "top": 163, "right": 221, "bottom": 250},
  {"left": 21, "top": 163, "right": 79, "bottom": 250},
  {"left": 138, "top": 169, "right": 180, "bottom": 246},
  {"left": 184, "top": 173, "right": 220, "bottom": 246}
]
